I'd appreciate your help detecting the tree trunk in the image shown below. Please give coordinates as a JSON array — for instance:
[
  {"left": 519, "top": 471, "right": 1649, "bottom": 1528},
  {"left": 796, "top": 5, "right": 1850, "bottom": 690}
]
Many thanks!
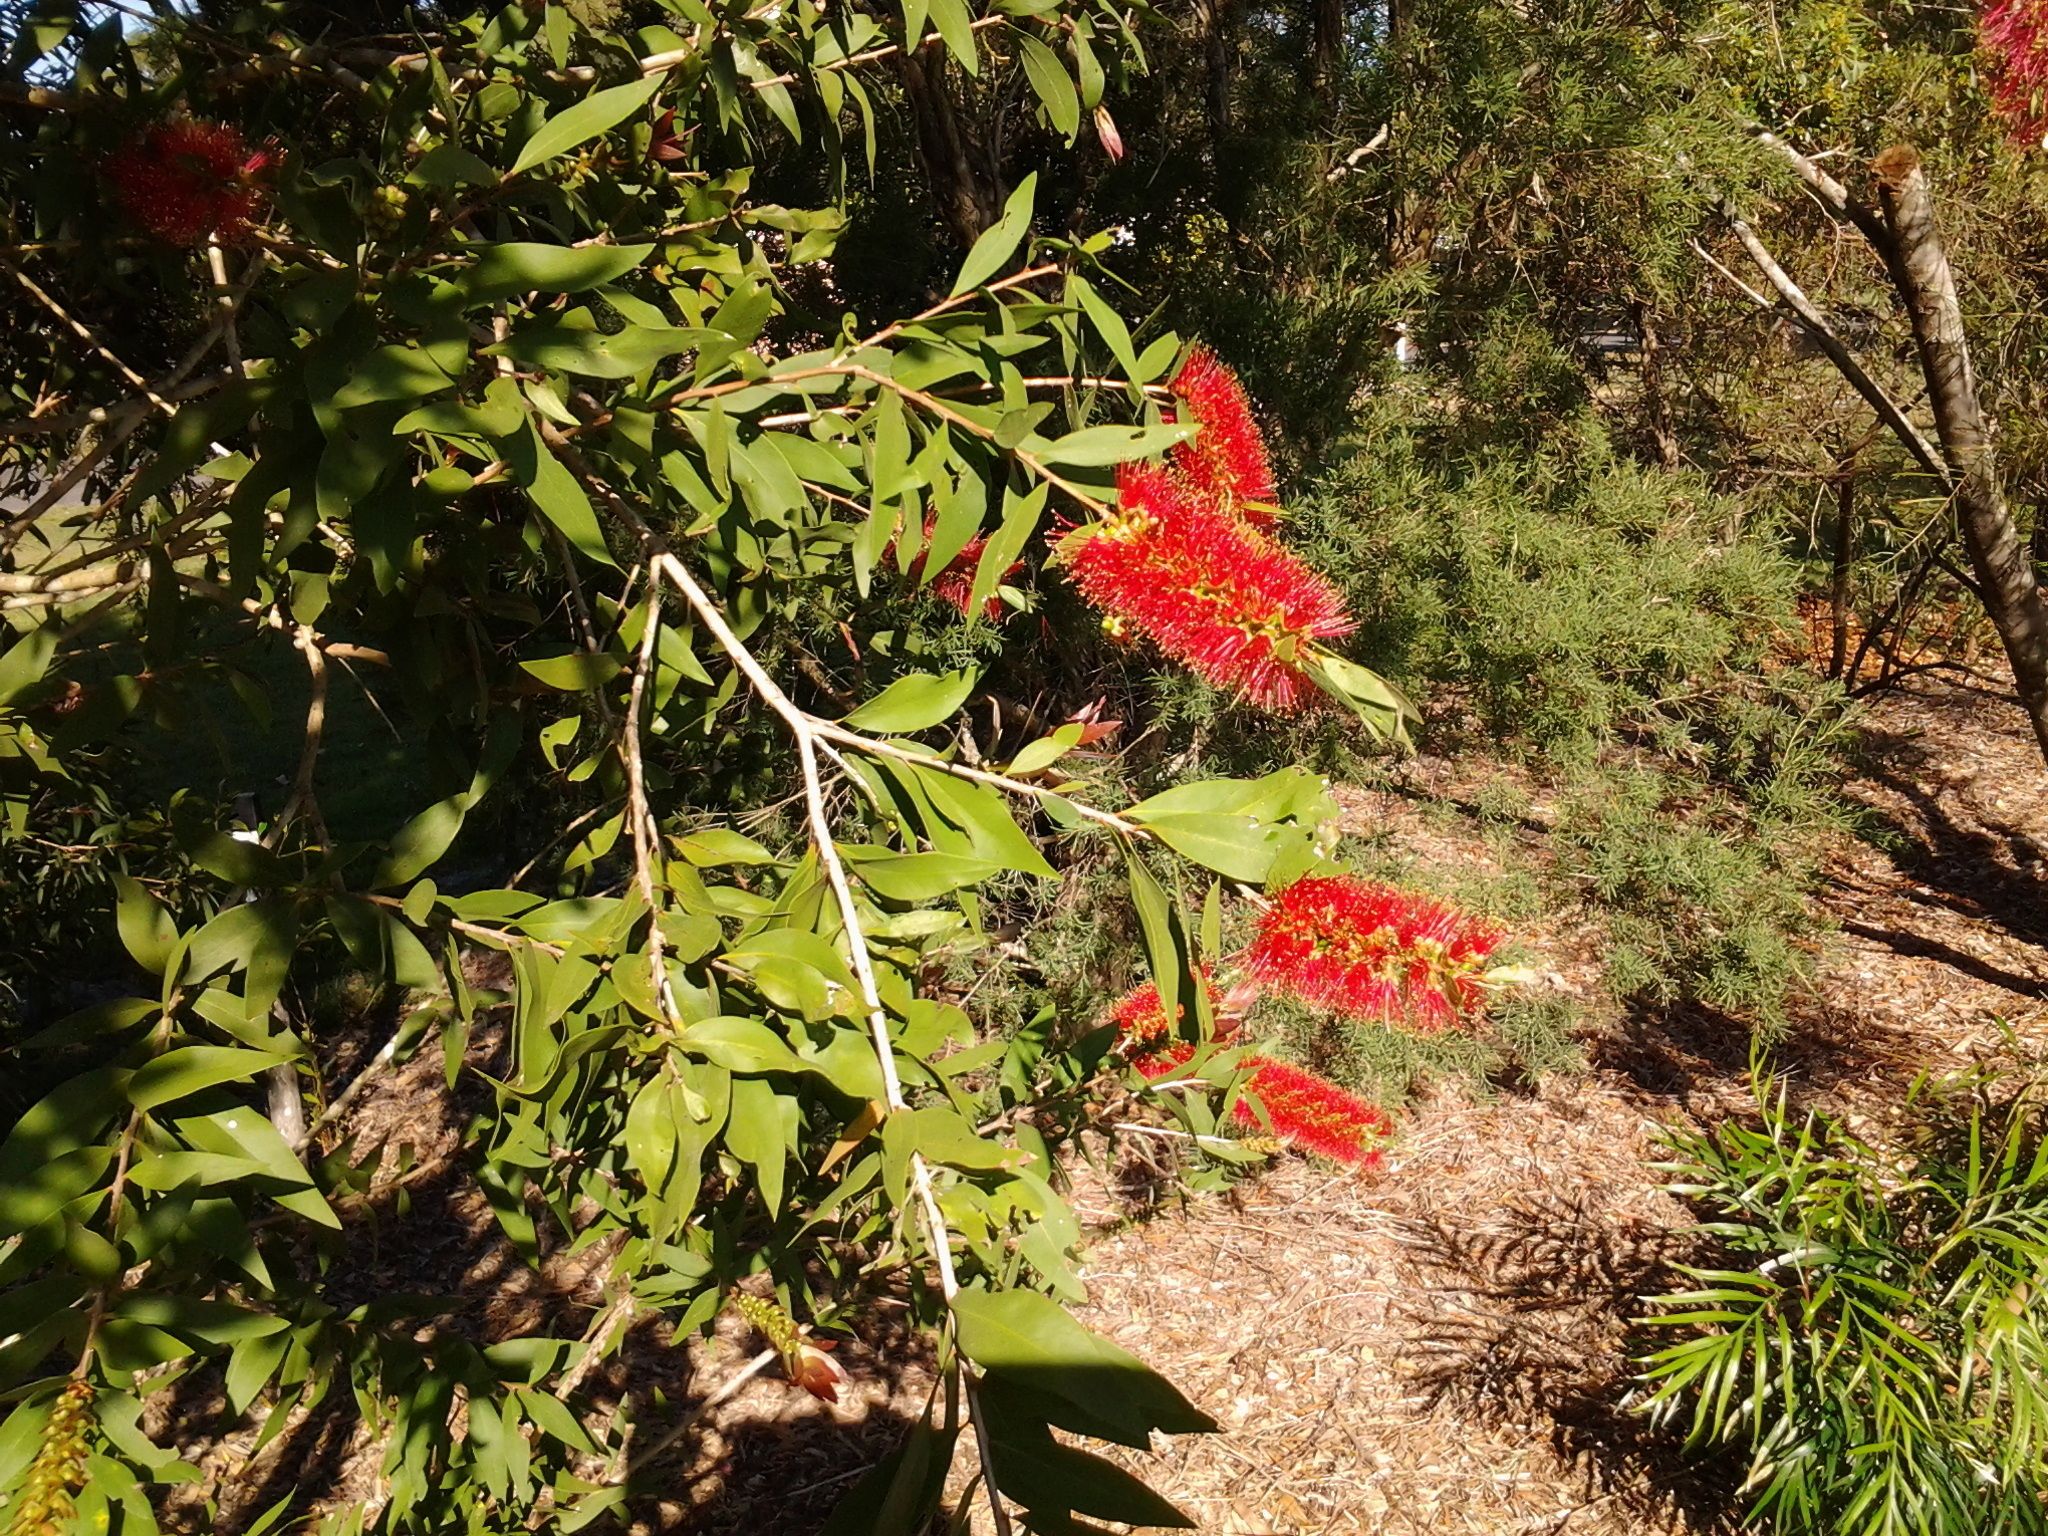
[
  {"left": 1199, "top": 0, "right": 1234, "bottom": 151},
  {"left": 1873, "top": 145, "right": 2048, "bottom": 765},
  {"left": 899, "top": 49, "right": 1003, "bottom": 248},
  {"left": 1310, "top": 0, "right": 1345, "bottom": 106}
]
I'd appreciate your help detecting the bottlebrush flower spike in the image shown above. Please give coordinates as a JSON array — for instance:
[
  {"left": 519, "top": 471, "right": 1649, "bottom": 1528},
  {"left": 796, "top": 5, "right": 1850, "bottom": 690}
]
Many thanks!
[
  {"left": 1983, "top": 0, "right": 2048, "bottom": 144},
  {"left": 1249, "top": 875, "right": 1504, "bottom": 1031},
  {"left": 1108, "top": 970, "right": 1228, "bottom": 1049},
  {"left": 1129, "top": 1044, "right": 1392, "bottom": 1165},
  {"left": 732, "top": 1292, "right": 849, "bottom": 1403},
  {"left": 1169, "top": 345, "right": 1279, "bottom": 525},
  {"left": 1235, "top": 1056, "right": 1392, "bottom": 1165},
  {"left": 1068, "top": 462, "right": 1354, "bottom": 712},
  {"left": 109, "top": 121, "right": 276, "bottom": 246}
]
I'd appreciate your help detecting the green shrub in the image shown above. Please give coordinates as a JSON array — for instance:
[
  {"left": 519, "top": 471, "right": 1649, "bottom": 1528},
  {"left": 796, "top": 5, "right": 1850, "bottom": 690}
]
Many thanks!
[
  {"left": 1294, "top": 414, "right": 1805, "bottom": 766},
  {"left": 1556, "top": 770, "right": 1822, "bottom": 1035},
  {"left": 1641, "top": 1075, "right": 2048, "bottom": 1536}
]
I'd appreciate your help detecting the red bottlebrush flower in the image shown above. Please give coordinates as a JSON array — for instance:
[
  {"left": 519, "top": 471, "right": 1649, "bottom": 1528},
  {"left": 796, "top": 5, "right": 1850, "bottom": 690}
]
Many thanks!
[
  {"left": 1983, "top": 0, "right": 2048, "bottom": 144},
  {"left": 1248, "top": 875, "right": 1504, "bottom": 1031},
  {"left": 1108, "top": 970, "right": 1225, "bottom": 1049},
  {"left": 1129, "top": 1044, "right": 1391, "bottom": 1164},
  {"left": 913, "top": 516, "right": 1019, "bottom": 621},
  {"left": 109, "top": 121, "right": 275, "bottom": 246},
  {"left": 1168, "top": 345, "right": 1279, "bottom": 524},
  {"left": 1234, "top": 1056, "right": 1392, "bottom": 1165},
  {"left": 1067, "top": 462, "right": 1353, "bottom": 712}
]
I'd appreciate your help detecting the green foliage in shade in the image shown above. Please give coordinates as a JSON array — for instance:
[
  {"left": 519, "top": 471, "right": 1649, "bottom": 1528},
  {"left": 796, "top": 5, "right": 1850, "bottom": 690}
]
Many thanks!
[{"left": 1641, "top": 1073, "right": 2048, "bottom": 1536}]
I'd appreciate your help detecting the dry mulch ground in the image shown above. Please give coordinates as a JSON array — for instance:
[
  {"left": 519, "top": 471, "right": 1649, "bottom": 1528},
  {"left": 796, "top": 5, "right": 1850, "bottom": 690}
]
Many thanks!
[{"left": 177, "top": 677, "right": 2048, "bottom": 1535}]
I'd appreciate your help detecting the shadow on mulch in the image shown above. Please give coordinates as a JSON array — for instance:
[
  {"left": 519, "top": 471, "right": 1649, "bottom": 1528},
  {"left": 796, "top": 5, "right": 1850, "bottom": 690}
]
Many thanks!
[
  {"left": 1850, "top": 724, "right": 2048, "bottom": 953},
  {"left": 1396, "top": 1191, "right": 1742, "bottom": 1534}
]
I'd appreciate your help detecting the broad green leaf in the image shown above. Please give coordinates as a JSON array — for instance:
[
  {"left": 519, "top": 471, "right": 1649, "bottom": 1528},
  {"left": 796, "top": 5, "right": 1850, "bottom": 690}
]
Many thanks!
[
  {"left": 489, "top": 321, "right": 708, "bottom": 379},
  {"left": 841, "top": 669, "right": 979, "bottom": 733},
  {"left": 1036, "top": 422, "right": 1189, "bottom": 469},
  {"left": 928, "top": 0, "right": 980, "bottom": 71},
  {"left": 375, "top": 795, "right": 469, "bottom": 888},
  {"left": 1305, "top": 653, "right": 1417, "bottom": 745},
  {"left": 113, "top": 875, "right": 178, "bottom": 976},
  {"left": 506, "top": 421, "right": 620, "bottom": 570},
  {"left": 0, "top": 626, "right": 56, "bottom": 709},
  {"left": 915, "top": 766, "right": 1057, "bottom": 879},
  {"left": 1134, "top": 812, "right": 1297, "bottom": 884},
  {"left": 966, "top": 481, "right": 1047, "bottom": 621},
  {"left": 331, "top": 344, "right": 459, "bottom": 409},
  {"left": 1067, "top": 273, "right": 1141, "bottom": 386},
  {"left": 458, "top": 242, "right": 655, "bottom": 302},
  {"left": 511, "top": 74, "right": 665, "bottom": 174},
  {"left": 677, "top": 1016, "right": 808, "bottom": 1076},
  {"left": 725, "top": 1076, "right": 792, "bottom": 1217},
  {"left": 853, "top": 852, "right": 1002, "bottom": 901},
  {"left": 982, "top": 1421, "right": 1195, "bottom": 1528},
  {"left": 520, "top": 651, "right": 623, "bottom": 691},
  {"left": 128, "top": 1046, "right": 292, "bottom": 1113},
  {"left": 1016, "top": 33, "right": 1080, "bottom": 138},
  {"left": 953, "top": 1288, "right": 1216, "bottom": 1442},
  {"left": 672, "top": 827, "right": 781, "bottom": 866},
  {"left": 951, "top": 173, "right": 1037, "bottom": 296}
]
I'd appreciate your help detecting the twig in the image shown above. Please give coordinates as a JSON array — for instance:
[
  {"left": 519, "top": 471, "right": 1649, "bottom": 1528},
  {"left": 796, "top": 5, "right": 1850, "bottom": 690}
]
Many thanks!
[
  {"left": 612, "top": 1347, "right": 778, "bottom": 1481},
  {"left": 537, "top": 423, "right": 1013, "bottom": 1533},
  {"left": 620, "top": 576, "right": 679, "bottom": 1021},
  {"left": 2, "top": 256, "right": 182, "bottom": 417},
  {"left": 279, "top": 625, "right": 330, "bottom": 844},
  {"left": 1699, "top": 218, "right": 1949, "bottom": 483}
]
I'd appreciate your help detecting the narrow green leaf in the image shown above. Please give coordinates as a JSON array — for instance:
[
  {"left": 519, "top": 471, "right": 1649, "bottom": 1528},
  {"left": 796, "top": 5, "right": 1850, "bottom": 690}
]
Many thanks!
[
  {"left": 511, "top": 74, "right": 665, "bottom": 175},
  {"left": 951, "top": 173, "right": 1037, "bottom": 296}
]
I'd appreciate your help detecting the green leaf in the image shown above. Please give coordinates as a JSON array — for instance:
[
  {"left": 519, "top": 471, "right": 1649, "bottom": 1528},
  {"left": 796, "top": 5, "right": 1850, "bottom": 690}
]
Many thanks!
[
  {"left": 490, "top": 321, "right": 707, "bottom": 379},
  {"left": 984, "top": 1422, "right": 1195, "bottom": 1528},
  {"left": 951, "top": 173, "right": 1037, "bottom": 296},
  {"left": 853, "top": 852, "right": 1003, "bottom": 901},
  {"left": 966, "top": 481, "right": 1047, "bottom": 622},
  {"left": 128, "top": 1046, "right": 292, "bottom": 1113},
  {"left": 375, "top": 795, "right": 470, "bottom": 888},
  {"left": 506, "top": 421, "right": 619, "bottom": 569},
  {"left": 841, "top": 669, "right": 979, "bottom": 733},
  {"left": 916, "top": 767, "right": 1058, "bottom": 879},
  {"left": 1304, "top": 654, "right": 1417, "bottom": 745},
  {"left": 1016, "top": 33, "right": 1080, "bottom": 138},
  {"left": 883, "top": 1109, "right": 1030, "bottom": 1206},
  {"left": 1037, "top": 422, "right": 1190, "bottom": 469},
  {"left": 459, "top": 242, "right": 655, "bottom": 302},
  {"left": 331, "top": 344, "right": 460, "bottom": 409},
  {"left": 1067, "top": 273, "right": 1141, "bottom": 385},
  {"left": 725, "top": 1076, "right": 792, "bottom": 1218},
  {"left": 511, "top": 73, "right": 666, "bottom": 175},
  {"left": 113, "top": 875, "right": 179, "bottom": 976},
  {"left": 928, "top": 0, "right": 981, "bottom": 72},
  {"left": 677, "top": 1016, "right": 808, "bottom": 1076},
  {"left": 1133, "top": 812, "right": 1296, "bottom": 884},
  {"left": 0, "top": 626, "right": 56, "bottom": 709},
  {"left": 953, "top": 1288, "right": 1216, "bottom": 1444}
]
